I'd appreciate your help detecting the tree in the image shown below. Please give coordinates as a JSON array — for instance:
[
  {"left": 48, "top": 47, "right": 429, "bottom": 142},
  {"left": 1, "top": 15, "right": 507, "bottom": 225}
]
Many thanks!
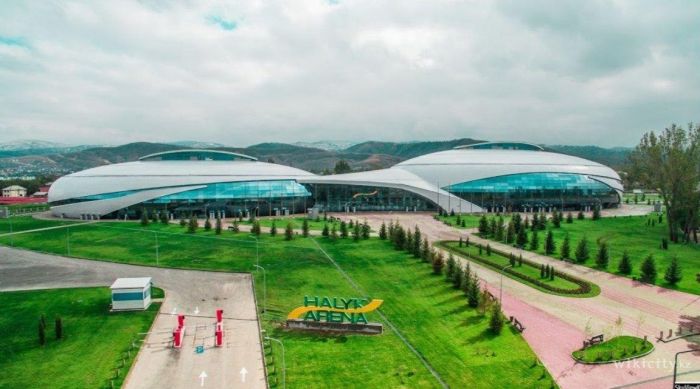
[
  {"left": 560, "top": 233, "right": 571, "bottom": 260},
  {"left": 251, "top": 220, "right": 261, "bottom": 236},
  {"left": 566, "top": 212, "right": 574, "bottom": 224},
  {"left": 150, "top": 210, "right": 158, "bottom": 223},
  {"left": 285, "top": 222, "right": 294, "bottom": 241},
  {"left": 639, "top": 255, "right": 657, "bottom": 284},
  {"left": 55, "top": 316, "right": 63, "bottom": 340},
  {"left": 486, "top": 243, "right": 491, "bottom": 256},
  {"left": 179, "top": 218, "right": 187, "bottom": 227},
  {"left": 230, "top": 220, "right": 240, "bottom": 233},
  {"left": 495, "top": 216, "right": 505, "bottom": 241},
  {"left": 160, "top": 211, "right": 169, "bottom": 225},
  {"left": 362, "top": 222, "right": 371, "bottom": 240},
  {"left": 529, "top": 230, "right": 539, "bottom": 251},
  {"left": 629, "top": 123, "right": 700, "bottom": 243},
  {"left": 516, "top": 227, "right": 528, "bottom": 248},
  {"left": 540, "top": 263, "right": 545, "bottom": 278},
  {"left": 333, "top": 160, "right": 352, "bottom": 174},
  {"left": 270, "top": 221, "right": 277, "bottom": 236},
  {"left": 575, "top": 236, "right": 590, "bottom": 263},
  {"left": 38, "top": 319, "right": 46, "bottom": 346},
  {"left": 421, "top": 238, "right": 431, "bottom": 262},
  {"left": 592, "top": 204, "right": 601, "bottom": 220},
  {"left": 577, "top": 211, "right": 585, "bottom": 220},
  {"left": 413, "top": 227, "right": 422, "bottom": 257},
  {"left": 393, "top": 226, "right": 405, "bottom": 250},
  {"left": 446, "top": 253, "right": 456, "bottom": 281},
  {"left": 379, "top": 222, "right": 387, "bottom": 240},
  {"left": 478, "top": 215, "right": 489, "bottom": 236},
  {"left": 340, "top": 221, "right": 349, "bottom": 238},
  {"left": 552, "top": 211, "right": 561, "bottom": 228},
  {"left": 188, "top": 216, "right": 198, "bottom": 234},
  {"left": 618, "top": 250, "right": 632, "bottom": 274},
  {"left": 544, "top": 230, "right": 555, "bottom": 255},
  {"left": 664, "top": 256, "right": 682, "bottom": 285},
  {"left": 302, "top": 219, "right": 310, "bottom": 237},
  {"left": 432, "top": 251, "right": 445, "bottom": 275},
  {"left": 509, "top": 253, "right": 516, "bottom": 267},
  {"left": 531, "top": 213, "right": 539, "bottom": 231},
  {"left": 453, "top": 266, "right": 464, "bottom": 289},
  {"left": 215, "top": 215, "right": 222, "bottom": 235},
  {"left": 322, "top": 223, "right": 329, "bottom": 237},
  {"left": 204, "top": 218, "right": 212, "bottom": 231},
  {"left": 331, "top": 223, "right": 338, "bottom": 239},
  {"left": 595, "top": 242, "right": 609, "bottom": 269},
  {"left": 505, "top": 221, "right": 515, "bottom": 244},
  {"left": 140, "top": 209, "right": 149, "bottom": 226},
  {"left": 489, "top": 302, "right": 504, "bottom": 334},
  {"left": 467, "top": 273, "right": 480, "bottom": 308}
]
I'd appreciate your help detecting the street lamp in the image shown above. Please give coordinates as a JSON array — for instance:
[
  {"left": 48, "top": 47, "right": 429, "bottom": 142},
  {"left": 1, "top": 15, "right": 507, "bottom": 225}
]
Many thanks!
[
  {"left": 253, "top": 265, "right": 266, "bottom": 313},
  {"left": 265, "top": 336, "right": 285, "bottom": 389},
  {"left": 500, "top": 264, "right": 513, "bottom": 305}
]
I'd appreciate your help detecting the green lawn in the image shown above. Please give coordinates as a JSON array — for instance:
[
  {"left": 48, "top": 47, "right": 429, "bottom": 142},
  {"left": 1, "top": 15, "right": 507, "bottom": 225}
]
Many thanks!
[
  {"left": 0, "top": 219, "right": 555, "bottom": 388},
  {"left": 482, "top": 215, "right": 700, "bottom": 294},
  {"left": 0, "top": 287, "right": 159, "bottom": 389},
  {"left": 0, "top": 215, "right": 76, "bottom": 234},
  {"left": 240, "top": 216, "right": 340, "bottom": 231},
  {"left": 572, "top": 336, "right": 653, "bottom": 363}
]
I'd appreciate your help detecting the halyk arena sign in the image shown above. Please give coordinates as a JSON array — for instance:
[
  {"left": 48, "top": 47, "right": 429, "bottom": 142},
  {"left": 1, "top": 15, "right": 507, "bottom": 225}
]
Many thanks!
[{"left": 286, "top": 296, "right": 384, "bottom": 334}]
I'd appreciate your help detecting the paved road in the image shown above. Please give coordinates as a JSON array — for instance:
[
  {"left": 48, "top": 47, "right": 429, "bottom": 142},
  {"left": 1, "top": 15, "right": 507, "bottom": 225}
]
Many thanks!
[
  {"left": 336, "top": 212, "right": 700, "bottom": 389},
  {"left": 0, "top": 247, "right": 266, "bottom": 389}
]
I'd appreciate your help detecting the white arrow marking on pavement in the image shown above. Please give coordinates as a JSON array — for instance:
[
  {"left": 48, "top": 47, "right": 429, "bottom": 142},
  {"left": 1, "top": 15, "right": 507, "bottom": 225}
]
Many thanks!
[
  {"left": 240, "top": 367, "right": 248, "bottom": 383},
  {"left": 194, "top": 306, "right": 200, "bottom": 315},
  {"left": 199, "top": 371, "right": 207, "bottom": 387}
]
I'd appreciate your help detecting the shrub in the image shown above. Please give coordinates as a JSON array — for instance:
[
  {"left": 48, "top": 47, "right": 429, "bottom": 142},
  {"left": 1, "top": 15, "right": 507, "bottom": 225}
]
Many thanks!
[
  {"left": 302, "top": 219, "right": 310, "bottom": 237},
  {"left": 160, "top": 211, "right": 169, "bottom": 225},
  {"left": 478, "top": 215, "right": 489, "bottom": 236},
  {"left": 215, "top": 216, "right": 222, "bottom": 235},
  {"left": 618, "top": 251, "right": 632, "bottom": 275},
  {"left": 187, "top": 216, "right": 198, "bottom": 234},
  {"left": 432, "top": 251, "right": 445, "bottom": 275},
  {"left": 566, "top": 212, "right": 573, "bottom": 223},
  {"left": 575, "top": 236, "right": 590, "bottom": 263},
  {"left": 322, "top": 223, "right": 329, "bottom": 237},
  {"left": 270, "top": 221, "right": 277, "bottom": 236},
  {"left": 140, "top": 209, "right": 149, "bottom": 226},
  {"left": 379, "top": 222, "right": 387, "bottom": 240},
  {"left": 179, "top": 218, "right": 187, "bottom": 227},
  {"left": 639, "top": 255, "right": 657, "bottom": 284},
  {"left": 663, "top": 256, "right": 682, "bottom": 285},
  {"left": 489, "top": 303, "right": 504, "bottom": 334},
  {"left": 204, "top": 218, "right": 212, "bottom": 231},
  {"left": 544, "top": 230, "right": 555, "bottom": 255},
  {"left": 560, "top": 233, "right": 571, "bottom": 260},
  {"left": 595, "top": 242, "right": 609, "bottom": 269},
  {"left": 529, "top": 230, "right": 539, "bottom": 251}
]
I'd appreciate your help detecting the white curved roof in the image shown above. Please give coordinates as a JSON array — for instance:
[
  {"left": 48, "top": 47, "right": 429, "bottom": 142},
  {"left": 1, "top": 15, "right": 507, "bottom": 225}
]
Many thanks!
[{"left": 49, "top": 160, "right": 314, "bottom": 203}]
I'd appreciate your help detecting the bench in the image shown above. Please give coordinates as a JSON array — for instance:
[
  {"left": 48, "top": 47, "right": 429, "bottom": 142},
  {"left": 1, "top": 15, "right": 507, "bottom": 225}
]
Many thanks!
[{"left": 582, "top": 334, "right": 604, "bottom": 349}]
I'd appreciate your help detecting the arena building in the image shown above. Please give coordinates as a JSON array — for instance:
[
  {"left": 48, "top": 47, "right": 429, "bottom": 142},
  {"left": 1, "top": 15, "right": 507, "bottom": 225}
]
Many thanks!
[{"left": 48, "top": 143, "right": 623, "bottom": 219}]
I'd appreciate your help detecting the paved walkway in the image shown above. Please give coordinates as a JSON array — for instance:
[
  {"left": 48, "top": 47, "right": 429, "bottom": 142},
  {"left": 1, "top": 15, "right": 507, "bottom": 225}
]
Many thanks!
[
  {"left": 0, "top": 247, "right": 266, "bottom": 389},
  {"left": 336, "top": 212, "right": 700, "bottom": 389}
]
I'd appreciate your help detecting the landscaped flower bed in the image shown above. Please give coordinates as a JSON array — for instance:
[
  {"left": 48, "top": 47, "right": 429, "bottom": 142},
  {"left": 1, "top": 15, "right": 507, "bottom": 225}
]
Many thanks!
[
  {"left": 438, "top": 241, "right": 600, "bottom": 297},
  {"left": 572, "top": 336, "right": 654, "bottom": 364}
]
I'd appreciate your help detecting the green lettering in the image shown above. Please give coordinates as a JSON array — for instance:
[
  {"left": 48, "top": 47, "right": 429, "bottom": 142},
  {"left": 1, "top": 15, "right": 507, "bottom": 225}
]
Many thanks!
[
  {"left": 320, "top": 297, "right": 332, "bottom": 308},
  {"left": 355, "top": 313, "right": 368, "bottom": 324},
  {"left": 304, "top": 296, "right": 318, "bottom": 307},
  {"left": 303, "top": 310, "right": 319, "bottom": 321}
]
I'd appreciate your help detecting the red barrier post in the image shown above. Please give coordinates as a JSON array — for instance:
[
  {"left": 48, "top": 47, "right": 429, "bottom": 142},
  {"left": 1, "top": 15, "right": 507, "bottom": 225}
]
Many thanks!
[{"left": 216, "top": 309, "right": 223, "bottom": 323}]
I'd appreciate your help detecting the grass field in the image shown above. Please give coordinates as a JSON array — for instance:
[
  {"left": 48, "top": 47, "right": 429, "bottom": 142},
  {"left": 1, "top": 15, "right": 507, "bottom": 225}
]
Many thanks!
[
  {"left": 572, "top": 336, "right": 653, "bottom": 363},
  {"left": 0, "top": 287, "right": 159, "bottom": 389},
  {"left": 0, "top": 216, "right": 76, "bottom": 234},
  {"left": 240, "top": 216, "right": 339, "bottom": 231},
  {"left": 0, "top": 217, "right": 555, "bottom": 388},
  {"left": 482, "top": 215, "right": 700, "bottom": 295}
]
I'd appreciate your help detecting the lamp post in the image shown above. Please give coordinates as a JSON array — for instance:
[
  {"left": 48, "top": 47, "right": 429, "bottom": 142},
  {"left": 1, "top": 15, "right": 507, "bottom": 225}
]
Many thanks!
[
  {"left": 265, "top": 336, "right": 285, "bottom": 389},
  {"left": 500, "top": 264, "right": 513, "bottom": 305},
  {"left": 253, "top": 265, "right": 266, "bottom": 313}
]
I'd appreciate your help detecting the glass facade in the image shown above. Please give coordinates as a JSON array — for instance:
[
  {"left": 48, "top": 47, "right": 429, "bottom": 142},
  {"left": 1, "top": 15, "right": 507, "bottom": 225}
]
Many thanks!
[
  {"left": 445, "top": 173, "right": 619, "bottom": 211},
  {"left": 305, "top": 183, "right": 437, "bottom": 212}
]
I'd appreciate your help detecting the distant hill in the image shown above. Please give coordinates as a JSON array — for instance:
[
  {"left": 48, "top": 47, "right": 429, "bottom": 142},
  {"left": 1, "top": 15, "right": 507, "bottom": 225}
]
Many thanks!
[{"left": 0, "top": 138, "right": 631, "bottom": 177}]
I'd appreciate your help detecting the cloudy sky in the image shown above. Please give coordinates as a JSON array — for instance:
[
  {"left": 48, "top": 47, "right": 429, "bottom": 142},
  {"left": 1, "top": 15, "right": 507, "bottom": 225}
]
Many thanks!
[{"left": 0, "top": 0, "right": 698, "bottom": 147}]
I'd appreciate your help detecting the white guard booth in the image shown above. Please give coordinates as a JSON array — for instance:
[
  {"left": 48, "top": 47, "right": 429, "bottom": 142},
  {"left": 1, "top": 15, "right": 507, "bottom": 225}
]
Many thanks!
[{"left": 110, "top": 277, "right": 152, "bottom": 311}]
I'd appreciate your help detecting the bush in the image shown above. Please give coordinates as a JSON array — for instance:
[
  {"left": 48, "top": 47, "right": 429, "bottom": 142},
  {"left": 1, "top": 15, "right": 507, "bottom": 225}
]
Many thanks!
[
  {"left": 544, "top": 230, "right": 555, "bottom": 255},
  {"left": 639, "top": 255, "right": 657, "bottom": 284},
  {"left": 160, "top": 211, "right": 169, "bottom": 225},
  {"left": 432, "top": 251, "right": 445, "bottom": 275},
  {"left": 560, "top": 233, "right": 571, "bottom": 260},
  {"left": 187, "top": 216, "right": 198, "bottom": 234},
  {"left": 663, "top": 256, "right": 682, "bottom": 285},
  {"left": 322, "top": 224, "right": 329, "bottom": 237},
  {"left": 379, "top": 222, "right": 387, "bottom": 240},
  {"left": 140, "top": 210, "right": 149, "bottom": 226},
  {"left": 595, "top": 242, "right": 609, "bottom": 269},
  {"left": 529, "top": 230, "right": 539, "bottom": 251},
  {"left": 302, "top": 219, "right": 310, "bottom": 237},
  {"left": 575, "top": 236, "right": 590, "bottom": 263},
  {"left": 204, "top": 218, "right": 212, "bottom": 231},
  {"left": 489, "top": 303, "right": 504, "bottom": 334},
  {"left": 285, "top": 222, "right": 294, "bottom": 241},
  {"left": 661, "top": 238, "right": 669, "bottom": 250},
  {"left": 618, "top": 251, "right": 632, "bottom": 275}
]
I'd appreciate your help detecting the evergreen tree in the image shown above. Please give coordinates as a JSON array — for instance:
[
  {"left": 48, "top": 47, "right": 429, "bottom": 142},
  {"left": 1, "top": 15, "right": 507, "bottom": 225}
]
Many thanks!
[
  {"left": 486, "top": 243, "right": 492, "bottom": 256},
  {"left": 179, "top": 218, "right": 187, "bottom": 227},
  {"left": 618, "top": 250, "right": 632, "bottom": 274},
  {"left": 489, "top": 218, "right": 498, "bottom": 237},
  {"left": 230, "top": 220, "right": 240, "bottom": 233},
  {"left": 453, "top": 266, "right": 464, "bottom": 289},
  {"left": 518, "top": 254, "right": 523, "bottom": 266},
  {"left": 413, "top": 227, "right": 422, "bottom": 256},
  {"left": 640, "top": 255, "right": 657, "bottom": 284},
  {"left": 432, "top": 251, "right": 445, "bottom": 275},
  {"left": 592, "top": 204, "right": 601, "bottom": 220},
  {"left": 495, "top": 216, "right": 505, "bottom": 241},
  {"left": 462, "top": 262, "right": 472, "bottom": 292},
  {"left": 516, "top": 226, "right": 528, "bottom": 248},
  {"left": 505, "top": 221, "right": 515, "bottom": 244},
  {"left": 465, "top": 236, "right": 470, "bottom": 247},
  {"left": 509, "top": 253, "right": 516, "bottom": 267},
  {"left": 574, "top": 236, "right": 590, "bottom": 263},
  {"left": 461, "top": 219, "right": 466, "bottom": 228},
  {"left": 394, "top": 226, "right": 406, "bottom": 250},
  {"left": 150, "top": 210, "right": 158, "bottom": 223},
  {"left": 664, "top": 256, "right": 682, "bottom": 285},
  {"left": 458, "top": 236, "right": 463, "bottom": 247},
  {"left": 362, "top": 222, "right": 371, "bottom": 239},
  {"left": 405, "top": 228, "right": 414, "bottom": 251},
  {"left": 577, "top": 210, "right": 585, "bottom": 220},
  {"left": 215, "top": 216, "right": 222, "bottom": 235},
  {"left": 560, "top": 233, "right": 571, "bottom": 260},
  {"left": 540, "top": 263, "right": 545, "bottom": 278},
  {"left": 340, "top": 221, "right": 348, "bottom": 238},
  {"left": 204, "top": 218, "right": 212, "bottom": 231},
  {"left": 55, "top": 316, "right": 63, "bottom": 340},
  {"left": 322, "top": 223, "right": 329, "bottom": 237},
  {"left": 552, "top": 211, "right": 561, "bottom": 228},
  {"left": 478, "top": 215, "right": 489, "bottom": 236},
  {"left": 544, "top": 230, "right": 555, "bottom": 255},
  {"left": 187, "top": 216, "right": 198, "bottom": 234},
  {"left": 446, "top": 253, "right": 456, "bottom": 281},
  {"left": 489, "top": 302, "right": 504, "bottom": 334},
  {"left": 252, "top": 220, "right": 261, "bottom": 236},
  {"left": 140, "top": 209, "right": 149, "bottom": 226},
  {"left": 512, "top": 213, "right": 522, "bottom": 232},
  {"left": 302, "top": 219, "right": 310, "bottom": 237},
  {"left": 531, "top": 213, "right": 539, "bottom": 231},
  {"left": 285, "top": 222, "right": 294, "bottom": 241},
  {"left": 467, "top": 273, "right": 480, "bottom": 308},
  {"left": 379, "top": 222, "right": 387, "bottom": 240},
  {"left": 270, "top": 221, "right": 277, "bottom": 236},
  {"left": 595, "top": 242, "right": 609, "bottom": 269},
  {"left": 421, "top": 238, "right": 431, "bottom": 262},
  {"left": 538, "top": 212, "right": 547, "bottom": 230},
  {"left": 566, "top": 212, "right": 574, "bottom": 223},
  {"left": 353, "top": 222, "right": 361, "bottom": 241},
  {"left": 529, "top": 230, "right": 539, "bottom": 251},
  {"left": 331, "top": 223, "right": 338, "bottom": 239},
  {"left": 160, "top": 211, "right": 169, "bottom": 225}
]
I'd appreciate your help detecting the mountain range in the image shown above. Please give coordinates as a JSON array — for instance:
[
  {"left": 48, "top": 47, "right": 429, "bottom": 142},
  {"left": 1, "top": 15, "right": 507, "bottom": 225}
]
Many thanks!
[{"left": 0, "top": 138, "right": 632, "bottom": 178}]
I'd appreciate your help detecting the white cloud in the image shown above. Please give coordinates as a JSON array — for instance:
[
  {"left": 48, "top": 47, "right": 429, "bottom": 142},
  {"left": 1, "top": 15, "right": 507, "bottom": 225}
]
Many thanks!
[{"left": 0, "top": 0, "right": 698, "bottom": 147}]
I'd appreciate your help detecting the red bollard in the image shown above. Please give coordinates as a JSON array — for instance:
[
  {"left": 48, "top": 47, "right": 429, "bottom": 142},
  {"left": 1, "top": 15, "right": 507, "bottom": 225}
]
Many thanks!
[
  {"left": 178, "top": 314, "right": 185, "bottom": 328},
  {"left": 215, "top": 323, "right": 223, "bottom": 347},
  {"left": 216, "top": 309, "right": 223, "bottom": 323},
  {"left": 173, "top": 327, "right": 182, "bottom": 348}
]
